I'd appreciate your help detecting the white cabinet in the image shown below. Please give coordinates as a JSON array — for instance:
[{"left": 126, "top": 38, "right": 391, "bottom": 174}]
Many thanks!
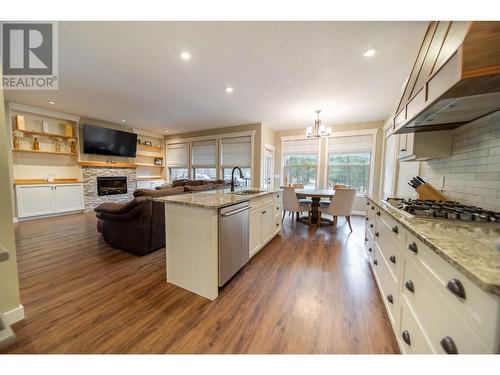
[
  {"left": 16, "top": 183, "right": 84, "bottom": 219},
  {"left": 397, "top": 131, "right": 453, "bottom": 162},
  {"left": 16, "top": 185, "right": 54, "bottom": 218},
  {"left": 136, "top": 180, "right": 166, "bottom": 190},
  {"left": 53, "top": 184, "right": 85, "bottom": 213},
  {"left": 365, "top": 197, "right": 500, "bottom": 354},
  {"left": 249, "top": 193, "right": 282, "bottom": 258}
]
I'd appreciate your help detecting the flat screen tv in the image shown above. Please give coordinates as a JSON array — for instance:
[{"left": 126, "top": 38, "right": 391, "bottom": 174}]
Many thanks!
[{"left": 83, "top": 124, "right": 137, "bottom": 157}]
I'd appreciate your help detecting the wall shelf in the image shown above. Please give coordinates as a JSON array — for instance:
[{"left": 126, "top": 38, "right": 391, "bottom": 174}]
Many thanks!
[
  {"left": 136, "top": 176, "right": 163, "bottom": 181},
  {"left": 12, "top": 149, "right": 77, "bottom": 156},
  {"left": 15, "top": 129, "right": 77, "bottom": 140},
  {"left": 137, "top": 144, "right": 163, "bottom": 152},
  {"left": 78, "top": 161, "right": 137, "bottom": 168},
  {"left": 136, "top": 152, "right": 163, "bottom": 158},
  {"left": 134, "top": 163, "right": 164, "bottom": 168}
]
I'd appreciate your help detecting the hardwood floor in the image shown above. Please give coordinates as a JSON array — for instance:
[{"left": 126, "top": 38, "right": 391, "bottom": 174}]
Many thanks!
[{"left": 2, "top": 212, "right": 399, "bottom": 354}]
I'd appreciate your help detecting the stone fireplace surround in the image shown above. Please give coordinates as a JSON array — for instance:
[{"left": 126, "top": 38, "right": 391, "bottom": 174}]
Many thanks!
[{"left": 82, "top": 167, "right": 137, "bottom": 210}]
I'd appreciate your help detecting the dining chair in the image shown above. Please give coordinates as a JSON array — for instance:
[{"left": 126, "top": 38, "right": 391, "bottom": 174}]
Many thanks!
[
  {"left": 282, "top": 186, "right": 311, "bottom": 222},
  {"left": 291, "top": 183, "right": 312, "bottom": 204},
  {"left": 318, "top": 188, "right": 356, "bottom": 231},
  {"left": 320, "top": 183, "right": 351, "bottom": 206}
]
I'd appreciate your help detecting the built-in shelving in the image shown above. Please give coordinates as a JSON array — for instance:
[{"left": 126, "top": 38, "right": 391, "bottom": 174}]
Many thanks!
[
  {"left": 78, "top": 161, "right": 137, "bottom": 168},
  {"left": 134, "top": 162, "right": 164, "bottom": 168},
  {"left": 136, "top": 176, "right": 163, "bottom": 181},
  {"left": 137, "top": 144, "right": 162, "bottom": 152},
  {"left": 12, "top": 149, "right": 77, "bottom": 156},
  {"left": 14, "top": 129, "right": 77, "bottom": 140},
  {"left": 136, "top": 152, "right": 163, "bottom": 158}
]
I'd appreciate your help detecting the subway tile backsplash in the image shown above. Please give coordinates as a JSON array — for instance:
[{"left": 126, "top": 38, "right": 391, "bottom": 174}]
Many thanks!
[{"left": 421, "top": 111, "right": 500, "bottom": 212}]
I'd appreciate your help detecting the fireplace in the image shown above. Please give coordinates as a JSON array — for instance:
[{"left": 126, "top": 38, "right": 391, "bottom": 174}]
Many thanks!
[{"left": 97, "top": 176, "right": 127, "bottom": 196}]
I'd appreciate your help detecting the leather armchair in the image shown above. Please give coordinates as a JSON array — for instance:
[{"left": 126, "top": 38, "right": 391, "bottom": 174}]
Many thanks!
[{"left": 95, "top": 197, "right": 165, "bottom": 255}]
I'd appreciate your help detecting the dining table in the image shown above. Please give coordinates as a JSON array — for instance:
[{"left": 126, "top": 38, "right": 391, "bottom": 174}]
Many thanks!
[{"left": 294, "top": 189, "right": 336, "bottom": 226}]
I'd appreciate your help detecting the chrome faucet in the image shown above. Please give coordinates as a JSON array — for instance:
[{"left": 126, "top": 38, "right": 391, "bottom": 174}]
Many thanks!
[{"left": 230, "top": 167, "right": 244, "bottom": 192}]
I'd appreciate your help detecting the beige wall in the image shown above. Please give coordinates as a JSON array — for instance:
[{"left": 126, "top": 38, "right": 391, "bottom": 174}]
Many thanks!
[
  {"left": 274, "top": 121, "right": 384, "bottom": 212},
  {"left": 165, "top": 123, "right": 263, "bottom": 186},
  {"left": 0, "top": 94, "right": 21, "bottom": 314}
]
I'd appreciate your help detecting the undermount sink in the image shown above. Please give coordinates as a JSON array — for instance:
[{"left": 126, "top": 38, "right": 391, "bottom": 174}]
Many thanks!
[{"left": 230, "top": 190, "right": 264, "bottom": 195}]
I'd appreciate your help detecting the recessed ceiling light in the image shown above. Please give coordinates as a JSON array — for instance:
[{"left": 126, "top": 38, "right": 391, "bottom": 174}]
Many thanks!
[
  {"left": 180, "top": 51, "right": 191, "bottom": 60},
  {"left": 363, "top": 48, "right": 376, "bottom": 57},
  {"left": 121, "top": 119, "right": 126, "bottom": 123},
  {"left": 165, "top": 130, "right": 169, "bottom": 133},
  {"left": 225, "top": 86, "right": 234, "bottom": 94},
  {"left": 48, "top": 100, "right": 55, "bottom": 105}
]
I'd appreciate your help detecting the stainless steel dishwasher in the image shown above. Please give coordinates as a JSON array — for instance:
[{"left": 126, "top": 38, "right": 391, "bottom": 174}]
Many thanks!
[{"left": 218, "top": 201, "right": 250, "bottom": 286}]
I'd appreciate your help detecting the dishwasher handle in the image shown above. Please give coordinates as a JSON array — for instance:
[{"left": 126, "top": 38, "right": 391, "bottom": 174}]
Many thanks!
[{"left": 221, "top": 205, "right": 251, "bottom": 217}]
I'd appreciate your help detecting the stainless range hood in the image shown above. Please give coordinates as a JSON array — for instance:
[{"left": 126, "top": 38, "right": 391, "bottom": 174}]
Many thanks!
[{"left": 394, "top": 22, "right": 500, "bottom": 134}]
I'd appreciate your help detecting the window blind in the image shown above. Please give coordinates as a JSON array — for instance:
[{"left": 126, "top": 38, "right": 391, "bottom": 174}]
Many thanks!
[
  {"left": 328, "top": 134, "right": 373, "bottom": 153},
  {"left": 166, "top": 142, "right": 189, "bottom": 166},
  {"left": 282, "top": 138, "right": 319, "bottom": 156},
  {"left": 220, "top": 136, "right": 252, "bottom": 166},
  {"left": 192, "top": 139, "right": 217, "bottom": 166}
]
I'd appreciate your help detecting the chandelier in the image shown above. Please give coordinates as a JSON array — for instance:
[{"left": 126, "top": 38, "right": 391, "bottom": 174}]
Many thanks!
[{"left": 306, "top": 110, "right": 331, "bottom": 138}]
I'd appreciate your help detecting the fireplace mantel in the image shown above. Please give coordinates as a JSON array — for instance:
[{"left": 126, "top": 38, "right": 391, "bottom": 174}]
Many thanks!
[{"left": 78, "top": 161, "right": 137, "bottom": 168}]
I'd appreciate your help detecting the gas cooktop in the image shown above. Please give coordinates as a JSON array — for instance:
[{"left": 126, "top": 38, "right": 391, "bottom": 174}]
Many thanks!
[{"left": 386, "top": 198, "right": 500, "bottom": 223}]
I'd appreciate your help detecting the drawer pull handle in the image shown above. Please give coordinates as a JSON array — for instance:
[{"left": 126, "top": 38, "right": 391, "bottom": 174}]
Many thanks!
[
  {"left": 408, "top": 242, "right": 418, "bottom": 253},
  {"left": 402, "top": 330, "right": 411, "bottom": 346},
  {"left": 387, "top": 294, "right": 393, "bottom": 304},
  {"left": 262, "top": 211, "right": 267, "bottom": 214},
  {"left": 446, "top": 279, "right": 466, "bottom": 300},
  {"left": 366, "top": 202, "right": 370, "bottom": 206},
  {"left": 376, "top": 211, "right": 381, "bottom": 216},
  {"left": 375, "top": 232, "right": 380, "bottom": 237},
  {"left": 373, "top": 259, "right": 378, "bottom": 266},
  {"left": 440, "top": 336, "right": 458, "bottom": 354},
  {"left": 389, "top": 255, "right": 396, "bottom": 264},
  {"left": 405, "top": 280, "right": 415, "bottom": 293},
  {"left": 371, "top": 205, "right": 375, "bottom": 210},
  {"left": 366, "top": 217, "right": 369, "bottom": 221},
  {"left": 392, "top": 226, "right": 398, "bottom": 234},
  {"left": 368, "top": 247, "right": 372, "bottom": 253},
  {"left": 365, "top": 237, "right": 368, "bottom": 242},
  {"left": 370, "top": 224, "right": 374, "bottom": 228}
]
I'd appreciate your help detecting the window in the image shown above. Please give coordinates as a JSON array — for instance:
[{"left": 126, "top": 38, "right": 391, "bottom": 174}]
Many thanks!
[
  {"left": 221, "top": 136, "right": 252, "bottom": 187},
  {"left": 327, "top": 135, "right": 373, "bottom": 193},
  {"left": 169, "top": 167, "right": 188, "bottom": 180},
  {"left": 222, "top": 167, "right": 251, "bottom": 187},
  {"left": 166, "top": 142, "right": 189, "bottom": 182},
  {"left": 192, "top": 140, "right": 217, "bottom": 180},
  {"left": 282, "top": 138, "right": 319, "bottom": 189}
]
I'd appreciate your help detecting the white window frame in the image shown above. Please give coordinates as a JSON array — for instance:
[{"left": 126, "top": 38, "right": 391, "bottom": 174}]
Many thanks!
[
  {"left": 280, "top": 136, "right": 321, "bottom": 189},
  {"left": 324, "top": 128, "right": 378, "bottom": 196}
]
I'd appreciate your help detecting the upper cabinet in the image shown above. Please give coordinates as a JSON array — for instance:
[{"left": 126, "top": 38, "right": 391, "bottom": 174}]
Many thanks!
[{"left": 394, "top": 21, "right": 500, "bottom": 134}]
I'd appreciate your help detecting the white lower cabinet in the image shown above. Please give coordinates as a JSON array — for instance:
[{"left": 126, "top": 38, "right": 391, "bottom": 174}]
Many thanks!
[
  {"left": 365, "top": 197, "right": 500, "bottom": 354},
  {"left": 16, "top": 184, "right": 84, "bottom": 219},
  {"left": 249, "top": 193, "right": 282, "bottom": 258}
]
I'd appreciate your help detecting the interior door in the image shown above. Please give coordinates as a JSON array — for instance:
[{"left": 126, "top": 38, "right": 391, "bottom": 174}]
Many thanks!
[{"left": 263, "top": 148, "right": 274, "bottom": 189}]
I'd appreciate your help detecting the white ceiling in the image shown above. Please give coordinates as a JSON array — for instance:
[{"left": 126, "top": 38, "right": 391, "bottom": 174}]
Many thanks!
[{"left": 5, "top": 21, "right": 428, "bottom": 134}]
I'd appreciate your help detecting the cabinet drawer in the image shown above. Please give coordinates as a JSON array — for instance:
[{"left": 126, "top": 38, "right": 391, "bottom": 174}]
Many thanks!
[
  {"left": 399, "top": 296, "right": 433, "bottom": 354},
  {"left": 364, "top": 226, "right": 374, "bottom": 261},
  {"left": 374, "top": 219, "right": 402, "bottom": 284},
  {"left": 376, "top": 209, "right": 404, "bottom": 245},
  {"left": 405, "top": 233, "right": 500, "bottom": 350},
  {"left": 402, "top": 256, "right": 490, "bottom": 353},
  {"left": 373, "top": 244, "right": 399, "bottom": 328}
]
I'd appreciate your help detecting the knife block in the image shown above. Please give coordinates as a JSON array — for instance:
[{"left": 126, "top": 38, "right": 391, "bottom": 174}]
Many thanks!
[{"left": 416, "top": 183, "right": 448, "bottom": 201}]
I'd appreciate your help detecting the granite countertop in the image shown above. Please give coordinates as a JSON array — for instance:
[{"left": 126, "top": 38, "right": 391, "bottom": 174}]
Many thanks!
[
  {"left": 154, "top": 188, "right": 282, "bottom": 209},
  {"left": 365, "top": 195, "right": 500, "bottom": 296}
]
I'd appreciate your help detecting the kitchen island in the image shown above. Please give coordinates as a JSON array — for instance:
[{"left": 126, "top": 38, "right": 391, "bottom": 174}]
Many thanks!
[{"left": 155, "top": 188, "right": 282, "bottom": 300}]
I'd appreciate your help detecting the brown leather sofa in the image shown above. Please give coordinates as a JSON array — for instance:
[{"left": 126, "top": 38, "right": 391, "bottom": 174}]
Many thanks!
[{"left": 95, "top": 186, "right": 184, "bottom": 255}]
